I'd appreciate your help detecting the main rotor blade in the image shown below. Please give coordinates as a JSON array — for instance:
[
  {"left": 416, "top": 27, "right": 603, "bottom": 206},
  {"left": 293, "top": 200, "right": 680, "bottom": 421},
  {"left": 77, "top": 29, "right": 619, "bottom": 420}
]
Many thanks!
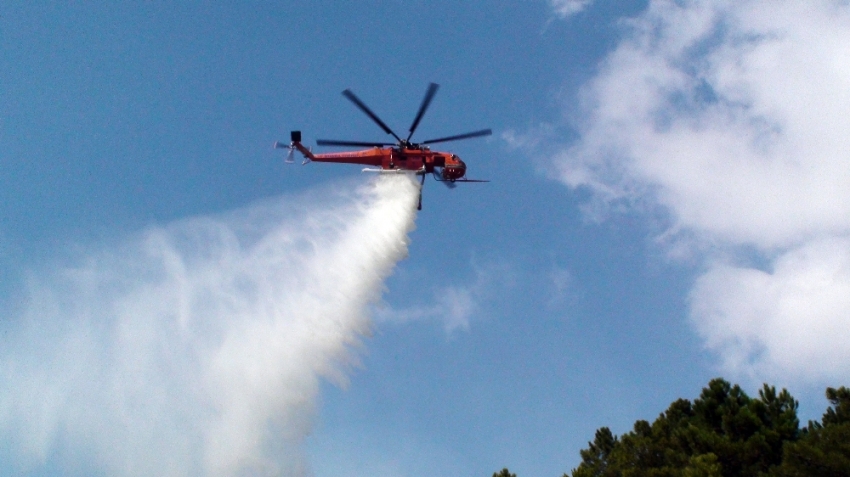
[
  {"left": 407, "top": 83, "right": 439, "bottom": 141},
  {"left": 342, "top": 89, "right": 402, "bottom": 142},
  {"left": 421, "top": 128, "right": 492, "bottom": 145},
  {"left": 316, "top": 139, "right": 394, "bottom": 147}
]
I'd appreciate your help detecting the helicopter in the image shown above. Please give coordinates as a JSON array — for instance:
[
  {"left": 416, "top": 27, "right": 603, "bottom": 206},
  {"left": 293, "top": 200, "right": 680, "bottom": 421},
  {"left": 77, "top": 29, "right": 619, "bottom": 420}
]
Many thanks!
[{"left": 275, "top": 83, "right": 491, "bottom": 210}]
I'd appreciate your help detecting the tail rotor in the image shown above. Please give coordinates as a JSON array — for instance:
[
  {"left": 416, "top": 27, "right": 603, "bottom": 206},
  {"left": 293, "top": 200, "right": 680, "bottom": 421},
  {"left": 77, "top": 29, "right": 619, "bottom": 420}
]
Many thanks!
[{"left": 274, "top": 141, "right": 296, "bottom": 164}]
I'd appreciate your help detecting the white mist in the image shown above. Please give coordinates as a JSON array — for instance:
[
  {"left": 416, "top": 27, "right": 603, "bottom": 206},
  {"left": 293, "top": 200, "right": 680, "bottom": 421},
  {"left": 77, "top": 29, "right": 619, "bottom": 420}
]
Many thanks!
[{"left": 0, "top": 174, "right": 420, "bottom": 476}]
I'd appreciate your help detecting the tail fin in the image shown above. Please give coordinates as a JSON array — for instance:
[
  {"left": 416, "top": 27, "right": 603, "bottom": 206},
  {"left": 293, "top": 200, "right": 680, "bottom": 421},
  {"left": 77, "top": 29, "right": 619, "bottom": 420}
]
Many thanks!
[{"left": 276, "top": 130, "right": 315, "bottom": 165}]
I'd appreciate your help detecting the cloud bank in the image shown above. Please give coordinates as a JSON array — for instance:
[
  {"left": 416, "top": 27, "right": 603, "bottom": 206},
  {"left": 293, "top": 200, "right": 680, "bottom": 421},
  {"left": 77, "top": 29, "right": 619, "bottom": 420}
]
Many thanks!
[
  {"left": 554, "top": 0, "right": 850, "bottom": 384},
  {"left": 0, "top": 175, "right": 420, "bottom": 476}
]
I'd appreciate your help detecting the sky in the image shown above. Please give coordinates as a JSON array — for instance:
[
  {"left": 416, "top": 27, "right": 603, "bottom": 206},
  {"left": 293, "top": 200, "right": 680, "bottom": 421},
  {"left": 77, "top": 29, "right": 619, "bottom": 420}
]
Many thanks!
[{"left": 1, "top": 1, "right": 849, "bottom": 476}]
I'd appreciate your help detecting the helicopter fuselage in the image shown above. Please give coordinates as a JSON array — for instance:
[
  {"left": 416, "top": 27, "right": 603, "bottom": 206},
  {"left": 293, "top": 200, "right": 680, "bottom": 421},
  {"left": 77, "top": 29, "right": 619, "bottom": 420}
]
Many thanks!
[
  {"left": 278, "top": 83, "right": 488, "bottom": 192},
  {"left": 292, "top": 141, "right": 468, "bottom": 181}
]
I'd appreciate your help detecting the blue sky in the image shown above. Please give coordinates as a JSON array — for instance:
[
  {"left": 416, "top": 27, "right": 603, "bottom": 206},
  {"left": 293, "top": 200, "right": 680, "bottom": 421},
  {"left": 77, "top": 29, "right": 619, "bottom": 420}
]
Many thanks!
[{"left": 3, "top": 1, "right": 850, "bottom": 476}]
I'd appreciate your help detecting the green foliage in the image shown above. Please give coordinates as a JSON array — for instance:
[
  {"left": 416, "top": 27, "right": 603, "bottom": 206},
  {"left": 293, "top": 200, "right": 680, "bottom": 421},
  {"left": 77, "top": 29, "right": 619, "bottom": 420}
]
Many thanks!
[
  {"left": 570, "top": 378, "right": 803, "bottom": 477},
  {"left": 771, "top": 423, "right": 850, "bottom": 476},
  {"left": 494, "top": 382, "right": 850, "bottom": 477},
  {"left": 493, "top": 468, "right": 517, "bottom": 477},
  {"left": 571, "top": 428, "right": 617, "bottom": 477},
  {"left": 769, "top": 386, "right": 850, "bottom": 477},
  {"left": 682, "top": 453, "right": 721, "bottom": 477},
  {"left": 821, "top": 386, "right": 850, "bottom": 426}
]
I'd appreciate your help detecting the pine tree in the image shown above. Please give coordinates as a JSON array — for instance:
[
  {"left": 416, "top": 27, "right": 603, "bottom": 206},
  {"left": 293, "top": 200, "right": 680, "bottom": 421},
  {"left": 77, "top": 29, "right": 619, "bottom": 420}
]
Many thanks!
[
  {"left": 493, "top": 468, "right": 517, "bottom": 477},
  {"left": 569, "top": 378, "right": 800, "bottom": 477},
  {"left": 770, "top": 387, "right": 850, "bottom": 477}
]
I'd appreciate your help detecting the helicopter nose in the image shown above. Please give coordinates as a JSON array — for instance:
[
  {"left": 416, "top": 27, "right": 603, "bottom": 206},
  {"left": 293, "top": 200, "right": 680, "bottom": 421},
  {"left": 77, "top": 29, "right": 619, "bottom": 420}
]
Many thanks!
[
  {"left": 442, "top": 156, "right": 466, "bottom": 180},
  {"left": 453, "top": 155, "right": 467, "bottom": 171}
]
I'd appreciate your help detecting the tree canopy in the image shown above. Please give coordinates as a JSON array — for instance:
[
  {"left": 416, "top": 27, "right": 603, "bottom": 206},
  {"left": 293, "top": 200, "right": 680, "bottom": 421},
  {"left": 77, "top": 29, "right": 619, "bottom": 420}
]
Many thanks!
[
  {"left": 772, "top": 386, "right": 850, "bottom": 477},
  {"left": 563, "top": 379, "right": 850, "bottom": 477}
]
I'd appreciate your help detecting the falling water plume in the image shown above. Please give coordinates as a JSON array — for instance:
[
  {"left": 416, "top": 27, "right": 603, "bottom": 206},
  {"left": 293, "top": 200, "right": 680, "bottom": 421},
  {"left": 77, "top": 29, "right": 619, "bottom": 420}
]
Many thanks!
[{"left": 0, "top": 174, "right": 421, "bottom": 476}]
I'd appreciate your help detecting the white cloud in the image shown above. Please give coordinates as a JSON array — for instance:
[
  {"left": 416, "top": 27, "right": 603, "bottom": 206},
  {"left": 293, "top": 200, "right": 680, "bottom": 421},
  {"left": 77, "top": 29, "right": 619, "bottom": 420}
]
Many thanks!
[
  {"left": 374, "top": 262, "right": 513, "bottom": 334},
  {"left": 550, "top": 0, "right": 595, "bottom": 18},
  {"left": 553, "top": 1, "right": 850, "bottom": 383},
  {"left": 0, "top": 175, "right": 420, "bottom": 476},
  {"left": 375, "top": 286, "right": 476, "bottom": 334},
  {"left": 546, "top": 266, "right": 575, "bottom": 309},
  {"left": 691, "top": 238, "right": 850, "bottom": 384}
]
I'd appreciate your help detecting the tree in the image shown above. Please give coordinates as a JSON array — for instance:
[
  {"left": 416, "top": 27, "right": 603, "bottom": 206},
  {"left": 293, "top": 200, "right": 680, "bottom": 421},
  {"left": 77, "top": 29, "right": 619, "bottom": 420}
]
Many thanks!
[
  {"left": 493, "top": 468, "right": 517, "bottom": 477},
  {"left": 569, "top": 378, "right": 800, "bottom": 477},
  {"left": 770, "top": 387, "right": 850, "bottom": 477},
  {"left": 571, "top": 427, "right": 617, "bottom": 477}
]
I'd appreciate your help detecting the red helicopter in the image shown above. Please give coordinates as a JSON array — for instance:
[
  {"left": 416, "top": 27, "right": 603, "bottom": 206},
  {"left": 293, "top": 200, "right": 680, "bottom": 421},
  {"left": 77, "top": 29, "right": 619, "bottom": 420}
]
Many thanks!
[{"left": 275, "top": 83, "right": 491, "bottom": 209}]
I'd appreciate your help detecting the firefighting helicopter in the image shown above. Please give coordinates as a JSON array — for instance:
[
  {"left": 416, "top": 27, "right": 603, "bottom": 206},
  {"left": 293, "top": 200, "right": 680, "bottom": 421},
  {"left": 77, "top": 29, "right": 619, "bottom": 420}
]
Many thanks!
[{"left": 275, "top": 83, "right": 491, "bottom": 210}]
